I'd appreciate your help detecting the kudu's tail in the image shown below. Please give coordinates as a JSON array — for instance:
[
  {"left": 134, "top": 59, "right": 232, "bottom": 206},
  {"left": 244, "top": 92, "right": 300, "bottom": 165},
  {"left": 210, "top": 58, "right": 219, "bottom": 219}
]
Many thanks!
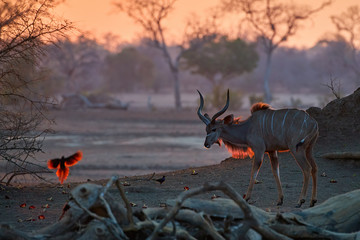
[{"left": 295, "top": 121, "right": 318, "bottom": 151}]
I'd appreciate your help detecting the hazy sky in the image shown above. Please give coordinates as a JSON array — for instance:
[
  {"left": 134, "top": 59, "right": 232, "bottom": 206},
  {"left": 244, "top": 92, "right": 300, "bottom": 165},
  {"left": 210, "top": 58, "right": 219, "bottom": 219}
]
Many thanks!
[{"left": 56, "top": 0, "right": 358, "bottom": 49}]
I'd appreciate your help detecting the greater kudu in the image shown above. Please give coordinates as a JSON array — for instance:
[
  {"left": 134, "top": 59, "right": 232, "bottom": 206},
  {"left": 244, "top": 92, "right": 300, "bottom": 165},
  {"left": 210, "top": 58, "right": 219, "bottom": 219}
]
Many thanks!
[{"left": 197, "top": 90, "right": 319, "bottom": 207}]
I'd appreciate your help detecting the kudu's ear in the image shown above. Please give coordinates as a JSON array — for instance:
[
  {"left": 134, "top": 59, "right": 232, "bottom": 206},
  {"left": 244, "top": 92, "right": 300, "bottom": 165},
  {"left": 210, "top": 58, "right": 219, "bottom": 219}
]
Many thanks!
[{"left": 223, "top": 114, "right": 234, "bottom": 125}]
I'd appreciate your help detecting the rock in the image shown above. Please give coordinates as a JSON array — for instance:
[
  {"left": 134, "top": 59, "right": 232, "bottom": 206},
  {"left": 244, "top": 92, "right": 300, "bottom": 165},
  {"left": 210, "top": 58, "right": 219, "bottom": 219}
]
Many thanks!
[{"left": 307, "top": 87, "right": 360, "bottom": 145}]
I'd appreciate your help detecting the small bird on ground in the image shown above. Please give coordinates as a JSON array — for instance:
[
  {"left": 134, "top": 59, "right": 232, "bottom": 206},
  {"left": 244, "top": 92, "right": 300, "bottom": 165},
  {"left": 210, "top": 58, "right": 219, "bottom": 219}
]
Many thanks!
[
  {"left": 154, "top": 176, "right": 166, "bottom": 184},
  {"left": 47, "top": 151, "right": 82, "bottom": 184}
]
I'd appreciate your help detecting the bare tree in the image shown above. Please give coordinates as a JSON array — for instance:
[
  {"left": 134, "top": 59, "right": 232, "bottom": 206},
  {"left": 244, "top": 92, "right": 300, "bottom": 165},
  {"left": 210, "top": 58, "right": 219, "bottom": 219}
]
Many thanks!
[
  {"left": 331, "top": 5, "right": 360, "bottom": 83},
  {"left": 0, "top": 0, "right": 73, "bottom": 184},
  {"left": 113, "top": 0, "right": 184, "bottom": 109},
  {"left": 221, "top": 0, "right": 331, "bottom": 103},
  {"left": 322, "top": 76, "right": 342, "bottom": 99},
  {"left": 43, "top": 34, "right": 105, "bottom": 94},
  {"left": 114, "top": 1, "right": 226, "bottom": 109}
]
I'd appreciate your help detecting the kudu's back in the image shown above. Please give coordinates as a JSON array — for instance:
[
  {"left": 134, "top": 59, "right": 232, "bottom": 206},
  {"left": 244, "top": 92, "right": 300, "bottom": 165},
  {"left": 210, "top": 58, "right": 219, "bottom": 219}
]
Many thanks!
[{"left": 249, "top": 105, "right": 318, "bottom": 152}]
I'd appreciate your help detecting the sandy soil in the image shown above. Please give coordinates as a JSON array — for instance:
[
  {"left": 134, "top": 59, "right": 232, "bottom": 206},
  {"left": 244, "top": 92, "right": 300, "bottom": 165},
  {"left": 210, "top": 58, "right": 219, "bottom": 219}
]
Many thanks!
[{"left": 0, "top": 107, "right": 359, "bottom": 233}]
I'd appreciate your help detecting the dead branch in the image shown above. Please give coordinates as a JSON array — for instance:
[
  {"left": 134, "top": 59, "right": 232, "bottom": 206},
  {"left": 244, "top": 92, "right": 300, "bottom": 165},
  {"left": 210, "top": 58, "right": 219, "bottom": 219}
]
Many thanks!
[
  {"left": 115, "top": 179, "right": 135, "bottom": 226},
  {"left": 146, "top": 172, "right": 156, "bottom": 181},
  {"left": 175, "top": 209, "right": 225, "bottom": 240},
  {"left": 0, "top": 169, "right": 51, "bottom": 186},
  {"left": 71, "top": 192, "right": 126, "bottom": 240}
]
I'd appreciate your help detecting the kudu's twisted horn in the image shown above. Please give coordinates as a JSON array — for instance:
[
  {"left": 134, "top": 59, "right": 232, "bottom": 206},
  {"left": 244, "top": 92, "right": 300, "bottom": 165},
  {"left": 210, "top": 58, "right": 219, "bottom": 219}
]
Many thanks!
[
  {"left": 211, "top": 89, "right": 230, "bottom": 121},
  {"left": 197, "top": 90, "right": 211, "bottom": 125}
]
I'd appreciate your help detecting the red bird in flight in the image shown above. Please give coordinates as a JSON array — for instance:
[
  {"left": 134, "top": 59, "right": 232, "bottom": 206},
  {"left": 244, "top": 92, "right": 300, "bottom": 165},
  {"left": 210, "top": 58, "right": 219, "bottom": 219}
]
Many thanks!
[{"left": 47, "top": 151, "right": 82, "bottom": 184}]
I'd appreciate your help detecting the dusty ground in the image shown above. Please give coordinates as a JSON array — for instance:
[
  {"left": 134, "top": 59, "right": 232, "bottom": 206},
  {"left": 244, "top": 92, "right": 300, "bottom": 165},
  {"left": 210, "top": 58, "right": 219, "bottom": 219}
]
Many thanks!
[{"left": 0, "top": 106, "right": 359, "bottom": 233}]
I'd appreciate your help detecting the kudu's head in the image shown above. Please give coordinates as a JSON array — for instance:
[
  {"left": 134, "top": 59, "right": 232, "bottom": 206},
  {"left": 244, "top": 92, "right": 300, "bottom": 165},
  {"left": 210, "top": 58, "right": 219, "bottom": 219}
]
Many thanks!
[{"left": 197, "top": 90, "right": 233, "bottom": 148}]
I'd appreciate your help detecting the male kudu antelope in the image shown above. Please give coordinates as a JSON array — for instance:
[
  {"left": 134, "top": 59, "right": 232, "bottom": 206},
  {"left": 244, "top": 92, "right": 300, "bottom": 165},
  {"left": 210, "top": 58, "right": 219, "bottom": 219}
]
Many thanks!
[{"left": 197, "top": 90, "right": 319, "bottom": 207}]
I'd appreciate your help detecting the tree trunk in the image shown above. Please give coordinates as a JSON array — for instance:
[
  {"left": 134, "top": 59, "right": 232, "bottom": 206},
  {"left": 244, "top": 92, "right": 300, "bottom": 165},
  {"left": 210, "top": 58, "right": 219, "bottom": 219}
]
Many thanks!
[
  {"left": 172, "top": 69, "right": 182, "bottom": 110},
  {"left": 160, "top": 44, "right": 182, "bottom": 110},
  {"left": 263, "top": 52, "right": 273, "bottom": 103}
]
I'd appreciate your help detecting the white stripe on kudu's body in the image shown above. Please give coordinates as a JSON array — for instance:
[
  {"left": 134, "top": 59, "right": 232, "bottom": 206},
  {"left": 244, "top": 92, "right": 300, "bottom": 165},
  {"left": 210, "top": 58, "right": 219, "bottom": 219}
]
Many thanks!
[{"left": 197, "top": 90, "right": 319, "bottom": 208}]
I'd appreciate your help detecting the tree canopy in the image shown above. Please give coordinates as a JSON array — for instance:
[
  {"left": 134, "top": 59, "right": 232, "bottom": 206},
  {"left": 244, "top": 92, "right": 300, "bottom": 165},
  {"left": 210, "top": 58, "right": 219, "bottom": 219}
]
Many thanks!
[
  {"left": 103, "top": 47, "right": 155, "bottom": 92},
  {"left": 181, "top": 36, "right": 259, "bottom": 85},
  {"left": 330, "top": 5, "right": 360, "bottom": 83},
  {"left": 221, "top": 0, "right": 332, "bottom": 102}
]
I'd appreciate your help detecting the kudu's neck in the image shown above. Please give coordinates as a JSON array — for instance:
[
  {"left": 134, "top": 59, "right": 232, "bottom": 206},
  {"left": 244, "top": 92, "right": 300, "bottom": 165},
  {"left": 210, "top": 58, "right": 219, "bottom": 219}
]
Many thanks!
[{"left": 220, "top": 118, "right": 251, "bottom": 145}]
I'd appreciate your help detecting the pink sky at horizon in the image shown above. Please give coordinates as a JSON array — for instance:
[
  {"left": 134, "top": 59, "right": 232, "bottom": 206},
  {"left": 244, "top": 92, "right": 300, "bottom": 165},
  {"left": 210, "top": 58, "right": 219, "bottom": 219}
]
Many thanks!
[{"left": 56, "top": 0, "right": 359, "bottom": 50}]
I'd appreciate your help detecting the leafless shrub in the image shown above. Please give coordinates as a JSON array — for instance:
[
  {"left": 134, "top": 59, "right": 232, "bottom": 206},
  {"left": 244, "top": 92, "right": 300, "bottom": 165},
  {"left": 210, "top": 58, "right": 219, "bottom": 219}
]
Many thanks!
[
  {"left": 322, "top": 76, "right": 342, "bottom": 99},
  {"left": 0, "top": 0, "right": 73, "bottom": 185}
]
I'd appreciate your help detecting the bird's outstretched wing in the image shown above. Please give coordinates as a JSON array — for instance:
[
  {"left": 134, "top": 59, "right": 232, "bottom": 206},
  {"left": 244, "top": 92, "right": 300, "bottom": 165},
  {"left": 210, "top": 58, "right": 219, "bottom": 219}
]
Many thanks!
[
  {"left": 64, "top": 151, "right": 82, "bottom": 167},
  {"left": 47, "top": 158, "right": 61, "bottom": 169}
]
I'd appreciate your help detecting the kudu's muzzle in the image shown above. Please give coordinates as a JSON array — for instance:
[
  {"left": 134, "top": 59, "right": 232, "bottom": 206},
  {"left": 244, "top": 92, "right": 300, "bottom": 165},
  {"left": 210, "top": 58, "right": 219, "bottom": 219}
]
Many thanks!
[
  {"left": 204, "top": 134, "right": 215, "bottom": 148},
  {"left": 204, "top": 142, "right": 211, "bottom": 148}
]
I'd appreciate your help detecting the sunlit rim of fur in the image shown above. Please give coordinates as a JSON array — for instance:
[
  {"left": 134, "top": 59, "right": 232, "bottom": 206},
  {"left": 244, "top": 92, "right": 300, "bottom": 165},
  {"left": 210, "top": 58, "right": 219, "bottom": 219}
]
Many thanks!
[
  {"left": 220, "top": 139, "right": 254, "bottom": 159},
  {"left": 231, "top": 116, "right": 242, "bottom": 124},
  {"left": 215, "top": 116, "right": 243, "bottom": 124},
  {"left": 251, "top": 102, "right": 271, "bottom": 114}
]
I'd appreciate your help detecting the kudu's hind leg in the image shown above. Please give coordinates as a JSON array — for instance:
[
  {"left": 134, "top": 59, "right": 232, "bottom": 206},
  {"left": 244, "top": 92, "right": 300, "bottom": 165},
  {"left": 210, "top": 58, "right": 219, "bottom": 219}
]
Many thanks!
[
  {"left": 268, "top": 151, "right": 284, "bottom": 205},
  {"left": 291, "top": 149, "right": 311, "bottom": 208},
  {"left": 244, "top": 150, "right": 265, "bottom": 202},
  {"left": 306, "top": 137, "right": 318, "bottom": 207}
]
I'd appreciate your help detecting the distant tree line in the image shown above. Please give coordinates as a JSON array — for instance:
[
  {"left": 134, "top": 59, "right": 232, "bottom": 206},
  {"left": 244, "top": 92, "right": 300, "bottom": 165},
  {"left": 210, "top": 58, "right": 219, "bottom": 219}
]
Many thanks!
[
  {"left": 34, "top": 1, "right": 360, "bottom": 108},
  {"left": 4, "top": 1, "right": 360, "bottom": 110},
  {"left": 34, "top": 28, "right": 359, "bottom": 99}
]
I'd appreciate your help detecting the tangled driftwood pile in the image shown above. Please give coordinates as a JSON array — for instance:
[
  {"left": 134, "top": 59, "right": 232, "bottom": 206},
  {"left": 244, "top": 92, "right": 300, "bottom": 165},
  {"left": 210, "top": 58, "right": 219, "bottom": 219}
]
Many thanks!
[{"left": 1, "top": 176, "right": 359, "bottom": 240}]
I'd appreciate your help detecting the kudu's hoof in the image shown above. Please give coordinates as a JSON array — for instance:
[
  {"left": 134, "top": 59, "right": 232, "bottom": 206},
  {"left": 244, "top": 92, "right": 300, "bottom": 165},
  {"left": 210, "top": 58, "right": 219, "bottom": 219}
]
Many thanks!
[
  {"left": 243, "top": 194, "right": 250, "bottom": 201},
  {"left": 295, "top": 199, "right": 305, "bottom": 208},
  {"left": 310, "top": 199, "right": 317, "bottom": 207},
  {"left": 277, "top": 197, "right": 284, "bottom": 206},
  {"left": 243, "top": 194, "right": 254, "bottom": 204}
]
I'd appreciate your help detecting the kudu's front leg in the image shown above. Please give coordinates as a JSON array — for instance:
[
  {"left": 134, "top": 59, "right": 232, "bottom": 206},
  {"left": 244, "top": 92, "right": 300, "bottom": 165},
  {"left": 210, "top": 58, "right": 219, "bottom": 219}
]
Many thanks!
[{"left": 244, "top": 149, "right": 265, "bottom": 202}]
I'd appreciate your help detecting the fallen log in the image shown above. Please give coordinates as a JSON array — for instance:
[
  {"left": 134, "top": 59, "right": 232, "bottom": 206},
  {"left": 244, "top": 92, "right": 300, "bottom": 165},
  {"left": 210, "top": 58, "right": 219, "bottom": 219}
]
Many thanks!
[{"left": 287, "top": 189, "right": 360, "bottom": 233}]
